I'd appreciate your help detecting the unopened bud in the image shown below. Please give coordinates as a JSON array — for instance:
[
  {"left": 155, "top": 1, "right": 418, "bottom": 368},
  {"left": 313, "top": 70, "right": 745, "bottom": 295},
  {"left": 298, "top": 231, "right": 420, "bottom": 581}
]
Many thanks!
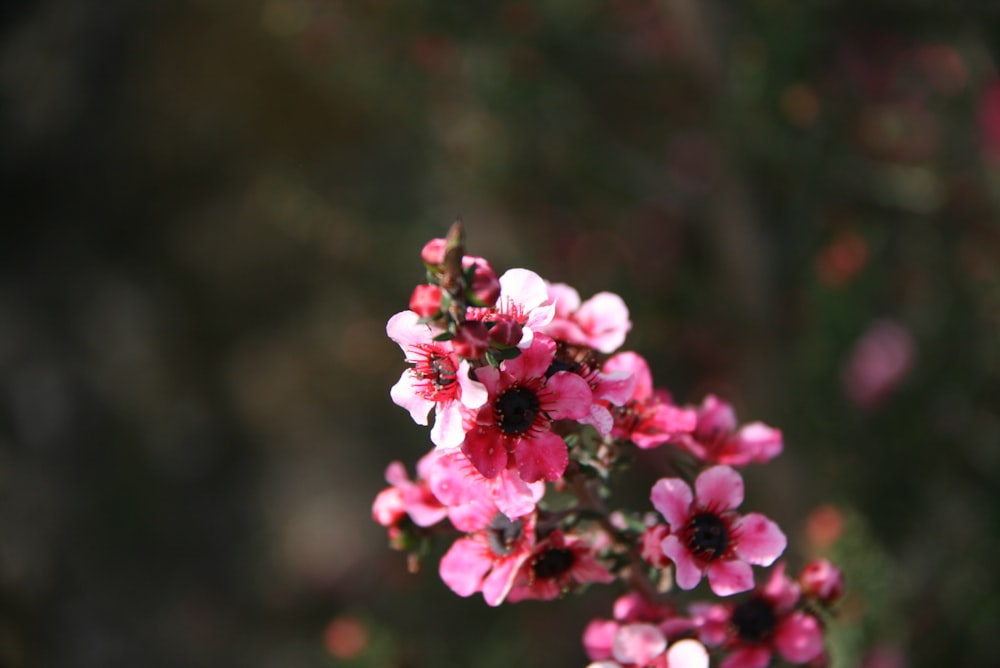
[
  {"left": 421, "top": 238, "right": 447, "bottom": 266},
  {"left": 409, "top": 284, "right": 442, "bottom": 319},
  {"left": 489, "top": 318, "right": 523, "bottom": 347},
  {"left": 799, "top": 558, "right": 845, "bottom": 604},
  {"left": 467, "top": 262, "right": 501, "bottom": 307},
  {"left": 451, "top": 321, "right": 490, "bottom": 359},
  {"left": 639, "top": 524, "right": 672, "bottom": 568}
]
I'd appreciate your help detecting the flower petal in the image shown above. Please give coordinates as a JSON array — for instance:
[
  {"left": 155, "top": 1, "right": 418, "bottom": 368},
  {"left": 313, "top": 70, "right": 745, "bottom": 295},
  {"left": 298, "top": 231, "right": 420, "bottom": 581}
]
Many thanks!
[
  {"left": 720, "top": 646, "right": 772, "bottom": 668},
  {"left": 694, "top": 465, "right": 744, "bottom": 510},
  {"left": 390, "top": 371, "right": 433, "bottom": 425},
  {"left": 661, "top": 534, "right": 702, "bottom": 590},
  {"left": 545, "top": 371, "right": 594, "bottom": 421},
  {"left": 603, "top": 351, "right": 652, "bottom": 400},
  {"left": 513, "top": 431, "right": 568, "bottom": 482},
  {"left": 666, "top": 639, "right": 710, "bottom": 668},
  {"left": 489, "top": 469, "right": 544, "bottom": 519},
  {"left": 612, "top": 623, "right": 667, "bottom": 666},
  {"left": 461, "top": 424, "right": 508, "bottom": 479},
  {"left": 431, "top": 402, "right": 470, "bottom": 449},
  {"left": 457, "top": 360, "right": 488, "bottom": 409},
  {"left": 734, "top": 513, "right": 787, "bottom": 566},
  {"left": 499, "top": 268, "right": 550, "bottom": 310},
  {"left": 576, "top": 291, "right": 632, "bottom": 354},
  {"left": 439, "top": 538, "right": 490, "bottom": 597},
  {"left": 706, "top": 559, "right": 755, "bottom": 596},
  {"left": 774, "top": 611, "right": 825, "bottom": 664},
  {"left": 651, "top": 478, "right": 693, "bottom": 528},
  {"left": 481, "top": 553, "right": 526, "bottom": 606}
]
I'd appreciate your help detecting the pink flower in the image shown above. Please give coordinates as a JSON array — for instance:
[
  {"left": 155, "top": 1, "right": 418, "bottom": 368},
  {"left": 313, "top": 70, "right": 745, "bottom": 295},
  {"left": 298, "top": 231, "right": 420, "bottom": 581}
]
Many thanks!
[
  {"left": 671, "top": 395, "right": 783, "bottom": 466},
  {"left": 387, "top": 310, "right": 488, "bottom": 448},
  {"left": 799, "top": 558, "right": 845, "bottom": 605},
  {"left": 468, "top": 268, "right": 556, "bottom": 349},
  {"left": 371, "top": 457, "right": 447, "bottom": 529},
  {"left": 541, "top": 282, "right": 633, "bottom": 354},
  {"left": 651, "top": 465, "right": 786, "bottom": 596},
  {"left": 422, "top": 447, "right": 544, "bottom": 521},
  {"left": 703, "top": 564, "right": 825, "bottom": 668},
  {"left": 841, "top": 318, "right": 915, "bottom": 410},
  {"left": 461, "top": 335, "right": 593, "bottom": 482},
  {"left": 506, "top": 530, "right": 614, "bottom": 602},
  {"left": 602, "top": 352, "right": 697, "bottom": 449},
  {"left": 438, "top": 505, "right": 536, "bottom": 606}
]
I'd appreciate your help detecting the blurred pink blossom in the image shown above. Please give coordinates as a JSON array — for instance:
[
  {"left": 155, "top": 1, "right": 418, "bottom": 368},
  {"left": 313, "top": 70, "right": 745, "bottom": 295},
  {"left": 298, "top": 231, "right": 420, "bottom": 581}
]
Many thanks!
[{"left": 841, "top": 319, "right": 916, "bottom": 409}]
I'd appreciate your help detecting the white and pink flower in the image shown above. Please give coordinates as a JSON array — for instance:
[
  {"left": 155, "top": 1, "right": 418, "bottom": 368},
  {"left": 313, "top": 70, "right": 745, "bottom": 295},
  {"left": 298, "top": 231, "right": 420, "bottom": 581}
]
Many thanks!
[
  {"left": 387, "top": 310, "right": 488, "bottom": 449},
  {"left": 541, "top": 282, "right": 633, "bottom": 354},
  {"left": 651, "top": 465, "right": 786, "bottom": 596}
]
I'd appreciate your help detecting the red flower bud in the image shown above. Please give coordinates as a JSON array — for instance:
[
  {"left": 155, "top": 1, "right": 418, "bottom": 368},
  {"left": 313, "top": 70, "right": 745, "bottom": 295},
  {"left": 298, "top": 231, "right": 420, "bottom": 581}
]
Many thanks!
[
  {"left": 467, "top": 264, "right": 500, "bottom": 307},
  {"left": 409, "top": 284, "right": 442, "bottom": 319},
  {"left": 451, "top": 321, "right": 490, "bottom": 359},
  {"left": 488, "top": 318, "right": 523, "bottom": 348},
  {"left": 799, "top": 558, "right": 845, "bottom": 604},
  {"left": 421, "top": 238, "right": 447, "bottom": 266}
]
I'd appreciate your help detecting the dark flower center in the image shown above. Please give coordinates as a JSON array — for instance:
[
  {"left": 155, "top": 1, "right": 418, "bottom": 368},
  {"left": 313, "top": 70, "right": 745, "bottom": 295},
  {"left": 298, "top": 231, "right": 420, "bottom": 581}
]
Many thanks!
[
  {"left": 532, "top": 548, "right": 575, "bottom": 579},
  {"left": 486, "top": 513, "right": 524, "bottom": 556},
  {"left": 429, "top": 353, "right": 456, "bottom": 388},
  {"left": 731, "top": 598, "right": 777, "bottom": 643},
  {"left": 685, "top": 512, "right": 730, "bottom": 560},
  {"left": 496, "top": 386, "right": 540, "bottom": 435}
]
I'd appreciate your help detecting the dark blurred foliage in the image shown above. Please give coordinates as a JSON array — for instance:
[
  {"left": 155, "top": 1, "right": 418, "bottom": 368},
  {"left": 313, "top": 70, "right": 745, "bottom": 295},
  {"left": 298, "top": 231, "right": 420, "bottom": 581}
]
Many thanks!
[{"left": 1, "top": 1, "right": 999, "bottom": 667}]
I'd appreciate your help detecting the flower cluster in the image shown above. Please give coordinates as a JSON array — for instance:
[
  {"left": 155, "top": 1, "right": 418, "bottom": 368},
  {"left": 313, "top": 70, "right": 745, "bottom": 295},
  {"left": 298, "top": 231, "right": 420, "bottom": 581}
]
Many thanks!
[{"left": 373, "top": 224, "right": 844, "bottom": 667}]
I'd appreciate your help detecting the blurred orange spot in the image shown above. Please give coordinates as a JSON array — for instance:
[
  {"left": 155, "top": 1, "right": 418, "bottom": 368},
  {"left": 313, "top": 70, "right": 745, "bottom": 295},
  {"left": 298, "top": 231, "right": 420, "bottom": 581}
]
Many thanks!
[
  {"left": 781, "top": 84, "right": 821, "bottom": 127},
  {"left": 816, "top": 230, "right": 868, "bottom": 287},
  {"left": 324, "top": 615, "right": 369, "bottom": 660},
  {"left": 805, "top": 504, "right": 844, "bottom": 549}
]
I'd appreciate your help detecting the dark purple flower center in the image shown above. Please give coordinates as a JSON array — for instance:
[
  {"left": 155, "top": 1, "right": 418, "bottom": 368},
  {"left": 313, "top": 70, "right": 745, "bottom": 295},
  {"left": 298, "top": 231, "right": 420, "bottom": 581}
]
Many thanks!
[
  {"left": 731, "top": 597, "right": 777, "bottom": 643},
  {"left": 496, "top": 386, "right": 540, "bottom": 435},
  {"left": 685, "top": 512, "right": 730, "bottom": 560},
  {"left": 532, "top": 548, "right": 575, "bottom": 579},
  {"left": 429, "top": 354, "right": 456, "bottom": 388},
  {"left": 486, "top": 513, "right": 524, "bottom": 556}
]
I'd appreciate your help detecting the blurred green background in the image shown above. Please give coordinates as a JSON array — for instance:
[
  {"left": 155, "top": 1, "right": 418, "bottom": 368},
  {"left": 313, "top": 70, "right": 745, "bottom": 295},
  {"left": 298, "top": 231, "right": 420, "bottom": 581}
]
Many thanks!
[{"left": 2, "top": 1, "right": 999, "bottom": 666}]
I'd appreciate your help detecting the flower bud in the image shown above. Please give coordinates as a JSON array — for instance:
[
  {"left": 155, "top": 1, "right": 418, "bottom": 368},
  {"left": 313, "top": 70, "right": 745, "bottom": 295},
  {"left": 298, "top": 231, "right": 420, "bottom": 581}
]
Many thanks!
[
  {"left": 488, "top": 318, "right": 523, "bottom": 348},
  {"left": 467, "top": 262, "right": 501, "bottom": 307},
  {"left": 409, "top": 284, "right": 442, "bottom": 319},
  {"left": 451, "top": 321, "right": 490, "bottom": 359},
  {"left": 421, "top": 238, "right": 447, "bottom": 266},
  {"left": 799, "top": 558, "right": 845, "bottom": 604},
  {"left": 639, "top": 524, "right": 672, "bottom": 568}
]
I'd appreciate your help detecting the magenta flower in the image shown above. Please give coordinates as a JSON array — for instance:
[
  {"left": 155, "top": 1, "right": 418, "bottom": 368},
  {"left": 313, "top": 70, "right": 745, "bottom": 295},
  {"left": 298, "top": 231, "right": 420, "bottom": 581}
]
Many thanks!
[
  {"left": 651, "top": 466, "right": 786, "bottom": 596},
  {"left": 602, "top": 352, "right": 697, "bottom": 449},
  {"left": 671, "top": 395, "right": 783, "bottom": 466},
  {"left": 461, "top": 335, "right": 593, "bottom": 482},
  {"left": 697, "top": 563, "right": 826, "bottom": 668},
  {"left": 438, "top": 503, "right": 536, "bottom": 607},
  {"left": 506, "top": 529, "right": 614, "bottom": 602},
  {"left": 541, "top": 282, "right": 633, "bottom": 354},
  {"left": 387, "top": 310, "right": 488, "bottom": 449}
]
